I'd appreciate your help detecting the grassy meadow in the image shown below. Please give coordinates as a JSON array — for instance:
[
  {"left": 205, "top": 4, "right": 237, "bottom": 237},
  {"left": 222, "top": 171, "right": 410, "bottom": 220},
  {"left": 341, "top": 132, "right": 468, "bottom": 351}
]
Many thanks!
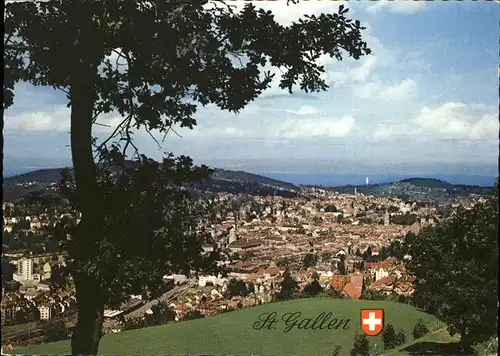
[{"left": 10, "top": 298, "right": 441, "bottom": 355}]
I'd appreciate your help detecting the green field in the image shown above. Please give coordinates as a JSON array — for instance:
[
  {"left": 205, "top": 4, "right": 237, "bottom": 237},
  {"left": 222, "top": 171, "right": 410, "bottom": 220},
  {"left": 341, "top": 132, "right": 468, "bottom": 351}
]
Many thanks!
[
  {"left": 10, "top": 298, "right": 442, "bottom": 355},
  {"left": 385, "top": 327, "right": 498, "bottom": 356}
]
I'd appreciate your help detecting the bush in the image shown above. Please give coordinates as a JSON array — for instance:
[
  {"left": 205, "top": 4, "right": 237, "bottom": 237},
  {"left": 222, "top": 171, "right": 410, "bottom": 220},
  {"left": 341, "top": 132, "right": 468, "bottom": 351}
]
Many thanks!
[
  {"left": 331, "top": 344, "right": 342, "bottom": 356},
  {"left": 183, "top": 309, "right": 204, "bottom": 321},
  {"left": 382, "top": 323, "right": 398, "bottom": 349},
  {"left": 360, "top": 289, "right": 386, "bottom": 300},
  {"left": 350, "top": 332, "right": 370, "bottom": 356},
  {"left": 122, "top": 317, "right": 146, "bottom": 331},
  {"left": 395, "top": 329, "right": 406, "bottom": 346},
  {"left": 412, "top": 317, "right": 429, "bottom": 339},
  {"left": 123, "top": 317, "right": 147, "bottom": 331},
  {"left": 44, "top": 320, "right": 68, "bottom": 342},
  {"left": 303, "top": 280, "right": 324, "bottom": 297},
  {"left": 318, "top": 289, "right": 341, "bottom": 299}
]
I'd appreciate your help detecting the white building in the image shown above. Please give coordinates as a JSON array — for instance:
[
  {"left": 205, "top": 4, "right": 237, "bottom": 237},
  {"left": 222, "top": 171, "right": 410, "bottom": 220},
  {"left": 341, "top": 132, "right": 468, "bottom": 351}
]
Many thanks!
[
  {"left": 42, "top": 263, "right": 52, "bottom": 280},
  {"left": 38, "top": 305, "right": 52, "bottom": 320},
  {"left": 163, "top": 274, "right": 188, "bottom": 284},
  {"left": 16, "top": 258, "right": 34, "bottom": 281},
  {"left": 228, "top": 226, "right": 237, "bottom": 245},
  {"left": 375, "top": 267, "right": 389, "bottom": 281},
  {"left": 198, "top": 275, "right": 226, "bottom": 287}
]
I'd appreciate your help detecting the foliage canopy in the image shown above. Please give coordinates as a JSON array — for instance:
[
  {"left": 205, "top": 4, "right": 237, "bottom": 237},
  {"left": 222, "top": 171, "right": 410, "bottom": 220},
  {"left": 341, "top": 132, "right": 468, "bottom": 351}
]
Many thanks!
[
  {"left": 405, "top": 182, "right": 499, "bottom": 347},
  {"left": 4, "top": 0, "right": 371, "bottom": 354}
]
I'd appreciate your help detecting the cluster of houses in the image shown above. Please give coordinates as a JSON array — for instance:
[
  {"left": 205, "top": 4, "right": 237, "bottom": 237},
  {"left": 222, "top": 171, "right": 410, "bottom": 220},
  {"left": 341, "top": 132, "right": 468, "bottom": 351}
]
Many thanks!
[
  {"left": 146, "top": 256, "right": 414, "bottom": 327},
  {"left": 2, "top": 185, "right": 475, "bottom": 337},
  {"left": 1, "top": 289, "right": 76, "bottom": 325}
]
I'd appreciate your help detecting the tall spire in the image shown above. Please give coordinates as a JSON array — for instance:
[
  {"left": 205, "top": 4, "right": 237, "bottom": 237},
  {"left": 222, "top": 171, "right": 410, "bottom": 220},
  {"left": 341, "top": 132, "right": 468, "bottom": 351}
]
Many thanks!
[{"left": 384, "top": 209, "right": 390, "bottom": 226}]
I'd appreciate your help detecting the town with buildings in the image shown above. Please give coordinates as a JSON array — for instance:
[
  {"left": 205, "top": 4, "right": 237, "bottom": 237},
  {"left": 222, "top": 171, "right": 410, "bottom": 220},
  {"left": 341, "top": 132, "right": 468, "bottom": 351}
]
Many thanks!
[{"left": 1, "top": 180, "right": 488, "bottom": 350}]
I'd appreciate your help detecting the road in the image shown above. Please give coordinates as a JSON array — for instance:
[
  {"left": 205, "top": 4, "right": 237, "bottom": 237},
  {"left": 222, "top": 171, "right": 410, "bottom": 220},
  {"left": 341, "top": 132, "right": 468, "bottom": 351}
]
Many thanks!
[{"left": 123, "top": 284, "right": 190, "bottom": 320}]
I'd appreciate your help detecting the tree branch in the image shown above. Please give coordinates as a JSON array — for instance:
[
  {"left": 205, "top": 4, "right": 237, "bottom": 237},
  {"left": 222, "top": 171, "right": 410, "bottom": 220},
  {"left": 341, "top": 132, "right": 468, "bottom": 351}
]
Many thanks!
[
  {"left": 111, "top": 49, "right": 128, "bottom": 67},
  {"left": 146, "top": 128, "right": 162, "bottom": 148},
  {"left": 161, "top": 122, "right": 183, "bottom": 142},
  {"left": 94, "top": 114, "right": 131, "bottom": 155},
  {"left": 122, "top": 117, "right": 139, "bottom": 160},
  {"left": 94, "top": 122, "right": 111, "bottom": 128},
  {"left": 55, "top": 86, "right": 69, "bottom": 95}
]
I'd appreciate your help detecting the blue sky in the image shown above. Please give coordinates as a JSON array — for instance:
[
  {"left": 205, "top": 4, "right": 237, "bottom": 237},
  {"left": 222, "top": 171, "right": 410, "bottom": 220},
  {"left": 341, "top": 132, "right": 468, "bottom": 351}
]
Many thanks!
[{"left": 4, "top": 0, "right": 499, "bottom": 175}]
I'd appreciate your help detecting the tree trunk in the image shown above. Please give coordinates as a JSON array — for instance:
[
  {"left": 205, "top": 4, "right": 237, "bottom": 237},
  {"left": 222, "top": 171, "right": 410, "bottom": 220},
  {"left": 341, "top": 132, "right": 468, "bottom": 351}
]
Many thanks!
[
  {"left": 71, "top": 273, "right": 104, "bottom": 355},
  {"left": 458, "top": 324, "right": 472, "bottom": 351},
  {"left": 69, "top": 61, "right": 104, "bottom": 355}
]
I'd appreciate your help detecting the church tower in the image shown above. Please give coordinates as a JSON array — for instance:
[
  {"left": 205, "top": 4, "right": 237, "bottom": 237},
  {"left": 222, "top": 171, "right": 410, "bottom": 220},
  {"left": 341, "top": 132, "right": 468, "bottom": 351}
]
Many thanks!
[
  {"left": 228, "top": 226, "right": 237, "bottom": 245},
  {"left": 384, "top": 209, "right": 390, "bottom": 226}
]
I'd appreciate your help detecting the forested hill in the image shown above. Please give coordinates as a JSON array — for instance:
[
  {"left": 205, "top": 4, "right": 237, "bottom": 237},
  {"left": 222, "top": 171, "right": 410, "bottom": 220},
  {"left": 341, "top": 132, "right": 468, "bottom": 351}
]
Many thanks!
[
  {"left": 3, "top": 168, "right": 65, "bottom": 185},
  {"left": 3, "top": 166, "right": 299, "bottom": 201},
  {"left": 397, "top": 177, "right": 453, "bottom": 189},
  {"left": 321, "top": 177, "right": 494, "bottom": 202},
  {"left": 212, "top": 169, "right": 298, "bottom": 190}
]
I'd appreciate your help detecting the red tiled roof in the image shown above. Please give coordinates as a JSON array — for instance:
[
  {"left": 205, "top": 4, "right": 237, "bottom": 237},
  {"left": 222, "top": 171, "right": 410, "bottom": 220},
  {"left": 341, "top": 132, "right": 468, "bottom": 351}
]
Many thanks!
[
  {"left": 342, "top": 282, "right": 362, "bottom": 299},
  {"left": 393, "top": 265, "right": 406, "bottom": 273},
  {"left": 396, "top": 283, "right": 411, "bottom": 292},
  {"left": 263, "top": 267, "right": 280, "bottom": 276},
  {"left": 329, "top": 275, "right": 350, "bottom": 290},
  {"left": 349, "top": 275, "right": 364, "bottom": 289},
  {"left": 371, "top": 275, "right": 397, "bottom": 288},
  {"left": 365, "top": 258, "right": 396, "bottom": 271}
]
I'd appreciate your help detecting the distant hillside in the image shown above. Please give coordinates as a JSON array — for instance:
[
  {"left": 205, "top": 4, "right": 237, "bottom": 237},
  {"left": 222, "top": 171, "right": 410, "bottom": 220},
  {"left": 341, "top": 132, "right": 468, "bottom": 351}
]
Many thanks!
[
  {"left": 3, "top": 164, "right": 299, "bottom": 201},
  {"left": 3, "top": 168, "right": 66, "bottom": 185},
  {"left": 320, "top": 177, "right": 493, "bottom": 202},
  {"left": 397, "top": 177, "right": 453, "bottom": 189},
  {"left": 10, "top": 299, "right": 438, "bottom": 356},
  {"left": 213, "top": 168, "right": 297, "bottom": 191}
]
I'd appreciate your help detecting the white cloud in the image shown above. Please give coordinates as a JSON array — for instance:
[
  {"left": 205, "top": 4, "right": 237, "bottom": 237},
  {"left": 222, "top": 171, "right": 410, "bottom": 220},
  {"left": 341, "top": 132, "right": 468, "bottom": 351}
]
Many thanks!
[
  {"left": 371, "top": 102, "right": 499, "bottom": 142},
  {"left": 350, "top": 56, "right": 379, "bottom": 82},
  {"left": 372, "top": 122, "right": 414, "bottom": 141},
  {"left": 380, "top": 79, "right": 418, "bottom": 100},
  {"left": 324, "top": 71, "right": 350, "bottom": 88},
  {"left": 4, "top": 107, "right": 70, "bottom": 132},
  {"left": 367, "top": 1, "right": 426, "bottom": 14},
  {"left": 4, "top": 106, "right": 136, "bottom": 135},
  {"left": 413, "top": 102, "right": 498, "bottom": 141},
  {"left": 276, "top": 115, "right": 356, "bottom": 138},
  {"left": 290, "top": 105, "right": 321, "bottom": 116},
  {"left": 322, "top": 27, "right": 396, "bottom": 89},
  {"left": 353, "top": 82, "right": 379, "bottom": 99},
  {"left": 185, "top": 124, "right": 248, "bottom": 138},
  {"left": 6, "top": 2, "right": 496, "bottom": 172},
  {"left": 353, "top": 78, "right": 418, "bottom": 101}
]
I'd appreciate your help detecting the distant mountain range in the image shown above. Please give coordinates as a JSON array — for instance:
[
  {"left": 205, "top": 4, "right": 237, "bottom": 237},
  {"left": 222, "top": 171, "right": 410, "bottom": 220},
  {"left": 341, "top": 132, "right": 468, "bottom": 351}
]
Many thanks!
[
  {"left": 2, "top": 166, "right": 300, "bottom": 201},
  {"left": 261, "top": 171, "right": 498, "bottom": 187},
  {"left": 3, "top": 166, "right": 495, "bottom": 202},
  {"left": 320, "top": 177, "right": 494, "bottom": 202}
]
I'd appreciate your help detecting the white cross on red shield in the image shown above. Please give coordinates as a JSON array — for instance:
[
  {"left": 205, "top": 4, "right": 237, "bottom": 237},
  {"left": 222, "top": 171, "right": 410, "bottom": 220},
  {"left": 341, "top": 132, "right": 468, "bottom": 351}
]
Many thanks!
[{"left": 360, "top": 309, "right": 384, "bottom": 336}]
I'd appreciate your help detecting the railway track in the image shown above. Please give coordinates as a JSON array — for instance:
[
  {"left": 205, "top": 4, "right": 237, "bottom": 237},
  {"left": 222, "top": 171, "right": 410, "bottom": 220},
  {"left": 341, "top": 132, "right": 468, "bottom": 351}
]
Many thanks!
[{"left": 2, "top": 314, "right": 77, "bottom": 342}]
